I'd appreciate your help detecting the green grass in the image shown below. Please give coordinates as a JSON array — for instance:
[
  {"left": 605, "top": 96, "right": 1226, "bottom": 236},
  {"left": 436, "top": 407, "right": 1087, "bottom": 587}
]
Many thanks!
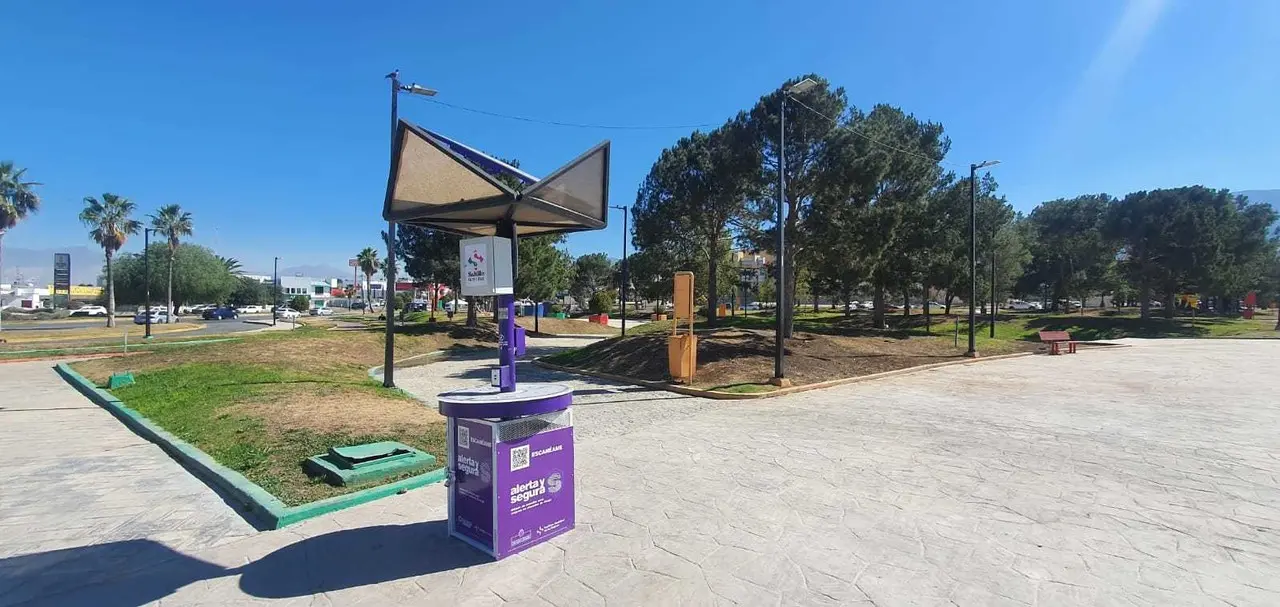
[{"left": 109, "top": 362, "right": 443, "bottom": 505}]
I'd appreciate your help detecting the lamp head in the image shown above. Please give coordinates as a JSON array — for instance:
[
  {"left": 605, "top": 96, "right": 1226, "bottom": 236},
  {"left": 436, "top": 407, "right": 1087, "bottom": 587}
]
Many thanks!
[{"left": 786, "top": 78, "right": 820, "bottom": 95}]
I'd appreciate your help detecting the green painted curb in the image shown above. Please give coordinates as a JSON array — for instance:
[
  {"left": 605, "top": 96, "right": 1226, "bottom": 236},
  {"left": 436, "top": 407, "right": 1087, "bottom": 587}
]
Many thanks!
[{"left": 55, "top": 363, "right": 445, "bottom": 529}]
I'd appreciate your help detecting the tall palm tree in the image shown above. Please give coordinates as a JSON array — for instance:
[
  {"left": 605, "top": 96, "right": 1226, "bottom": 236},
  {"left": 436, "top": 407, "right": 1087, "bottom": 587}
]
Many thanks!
[
  {"left": 79, "top": 194, "right": 141, "bottom": 327},
  {"left": 356, "top": 247, "right": 380, "bottom": 314},
  {"left": 0, "top": 161, "right": 41, "bottom": 332},
  {"left": 217, "top": 255, "right": 242, "bottom": 275},
  {"left": 149, "top": 204, "right": 193, "bottom": 322}
]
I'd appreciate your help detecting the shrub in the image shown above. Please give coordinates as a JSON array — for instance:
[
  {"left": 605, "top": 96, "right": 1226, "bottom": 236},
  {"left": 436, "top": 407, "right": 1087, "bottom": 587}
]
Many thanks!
[
  {"left": 588, "top": 291, "right": 615, "bottom": 314},
  {"left": 288, "top": 295, "right": 311, "bottom": 312},
  {"left": 548, "top": 303, "right": 563, "bottom": 314}
]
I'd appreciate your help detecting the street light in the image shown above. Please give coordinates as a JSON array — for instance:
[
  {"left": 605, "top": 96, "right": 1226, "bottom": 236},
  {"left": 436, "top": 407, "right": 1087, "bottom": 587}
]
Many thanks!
[
  {"left": 771, "top": 78, "right": 819, "bottom": 386},
  {"left": 967, "top": 159, "right": 1000, "bottom": 357},
  {"left": 143, "top": 228, "right": 156, "bottom": 339},
  {"left": 382, "top": 69, "right": 439, "bottom": 389},
  {"left": 610, "top": 205, "right": 629, "bottom": 336},
  {"left": 273, "top": 256, "right": 279, "bottom": 327}
]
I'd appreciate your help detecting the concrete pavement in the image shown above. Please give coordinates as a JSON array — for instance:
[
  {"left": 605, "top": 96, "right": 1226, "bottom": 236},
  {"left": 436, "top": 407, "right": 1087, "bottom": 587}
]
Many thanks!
[
  {"left": 0, "top": 362, "right": 256, "bottom": 606},
  {"left": 3, "top": 339, "right": 1280, "bottom": 605}
]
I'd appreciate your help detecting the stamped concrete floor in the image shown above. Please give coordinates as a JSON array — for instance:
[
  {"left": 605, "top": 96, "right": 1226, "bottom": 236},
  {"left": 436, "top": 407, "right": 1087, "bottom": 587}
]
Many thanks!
[
  {"left": 0, "top": 361, "right": 256, "bottom": 606},
  {"left": 4, "top": 339, "right": 1280, "bottom": 606}
]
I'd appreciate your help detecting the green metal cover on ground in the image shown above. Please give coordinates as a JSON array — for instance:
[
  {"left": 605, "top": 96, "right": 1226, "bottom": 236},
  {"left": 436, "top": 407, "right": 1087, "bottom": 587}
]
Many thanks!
[
  {"left": 108, "top": 373, "right": 135, "bottom": 389},
  {"left": 330, "top": 441, "right": 412, "bottom": 469},
  {"left": 306, "top": 441, "right": 437, "bottom": 486}
]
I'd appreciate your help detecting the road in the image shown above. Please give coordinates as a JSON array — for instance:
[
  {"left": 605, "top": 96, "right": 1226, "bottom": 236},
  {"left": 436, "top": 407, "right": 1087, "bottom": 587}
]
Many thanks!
[{"left": 0, "top": 316, "right": 276, "bottom": 340}]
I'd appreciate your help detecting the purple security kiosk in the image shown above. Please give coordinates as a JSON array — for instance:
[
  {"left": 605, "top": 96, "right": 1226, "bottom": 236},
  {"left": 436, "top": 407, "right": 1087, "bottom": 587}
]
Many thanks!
[{"left": 381, "top": 120, "right": 609, "bottom": 559}]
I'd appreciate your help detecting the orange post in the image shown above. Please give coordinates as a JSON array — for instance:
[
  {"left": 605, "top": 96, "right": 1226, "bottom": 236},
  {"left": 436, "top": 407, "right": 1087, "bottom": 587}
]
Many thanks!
[{"left": 668, "top": 272, "right": 697, "bottom": 383}]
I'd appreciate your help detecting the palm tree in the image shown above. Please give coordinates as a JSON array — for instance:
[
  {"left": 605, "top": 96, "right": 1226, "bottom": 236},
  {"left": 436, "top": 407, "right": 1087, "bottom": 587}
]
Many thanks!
[
  {"left": 80, "top": 194, "right": 141, "bottom": 327},
  {"left": 149, "top": 204, "right": 193, "bottom": 322},
  {"left": 1, "top": 162, "right": 41, "bottom": 332},
  {"left": 217, "top": 255, "right": 242, "bottom": 275},
  {"left": 356, "top": 247, "right": 380, "bottom": 314}
]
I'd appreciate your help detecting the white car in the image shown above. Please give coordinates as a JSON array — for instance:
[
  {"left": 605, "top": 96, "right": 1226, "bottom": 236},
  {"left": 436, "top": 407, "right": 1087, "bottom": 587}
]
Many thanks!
[
  {"left": 237, "top": 305, "right": 264, "bottom": 314},
  {"left": 276, "top": 308, "right": 301, "bottom": 320},
  {"left": 70, "top": 305, "right": 108, "bottom": 317},
  {"left": 1008, "top": 300, "right": 1035, "bottom": 311},
  {"left": 309, "top": 307, "right": 333, "bottom": 316},
  {"left": 858, "top": 301, "right": 874, "bottom": 311},
  {"left": 133, "top": 310, "right": 173, "bottom": 324}
]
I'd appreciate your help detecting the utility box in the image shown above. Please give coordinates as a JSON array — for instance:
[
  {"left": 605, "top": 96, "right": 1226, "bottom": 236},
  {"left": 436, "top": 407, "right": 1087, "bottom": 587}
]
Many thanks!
[
  {"left": 668, "top": 334, "right": 697, "bottom": 383},
  {"left": 459, "top": 237, "right": 513, "bottom": 297}
]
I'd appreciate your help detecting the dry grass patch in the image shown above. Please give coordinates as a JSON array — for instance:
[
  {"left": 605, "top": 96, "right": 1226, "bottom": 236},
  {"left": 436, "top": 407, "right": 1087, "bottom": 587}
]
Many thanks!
[{"left": 517, "top": 316, "right": 619, "bottom": 336}]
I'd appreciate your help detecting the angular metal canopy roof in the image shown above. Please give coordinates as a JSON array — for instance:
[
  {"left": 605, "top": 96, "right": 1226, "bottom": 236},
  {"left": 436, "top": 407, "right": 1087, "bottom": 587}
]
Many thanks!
[{"left": 382, "top": 120, "right": 610, "bottom": 237}]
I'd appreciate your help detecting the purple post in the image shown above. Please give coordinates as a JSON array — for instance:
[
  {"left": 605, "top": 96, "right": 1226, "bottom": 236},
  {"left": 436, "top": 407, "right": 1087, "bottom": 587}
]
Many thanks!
[{"left": 499, "top": 294, "right": 516, "bottom": 392}]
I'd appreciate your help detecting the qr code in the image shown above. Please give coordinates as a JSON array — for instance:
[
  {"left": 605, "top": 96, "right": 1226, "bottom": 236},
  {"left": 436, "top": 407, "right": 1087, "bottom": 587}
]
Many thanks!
[
  {"left": 457, "top": 425, "right": 470, "bottom": 450},
  {"left": 510, "top": 445, "right": 530, "bottom": 471}
]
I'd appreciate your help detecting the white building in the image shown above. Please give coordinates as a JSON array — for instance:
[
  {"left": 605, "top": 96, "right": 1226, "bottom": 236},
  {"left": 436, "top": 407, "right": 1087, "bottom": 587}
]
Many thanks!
[{"left": 277, "top": 276, "right": 336, "bottom": 308}]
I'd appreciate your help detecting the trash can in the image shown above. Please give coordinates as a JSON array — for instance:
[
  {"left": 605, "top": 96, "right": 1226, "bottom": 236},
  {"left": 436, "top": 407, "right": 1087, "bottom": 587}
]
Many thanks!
[
  {"left": 514, "top": 325, "right": 527, "bottom": 357},
  {"left": 440, "top": 384, "right": 575, "bottom": 559}
]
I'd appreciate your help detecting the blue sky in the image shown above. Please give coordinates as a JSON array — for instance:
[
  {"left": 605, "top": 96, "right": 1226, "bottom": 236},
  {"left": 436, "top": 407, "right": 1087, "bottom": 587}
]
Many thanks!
[{"left": 4, "top": 0, "right": 1278, "bottom": 277}]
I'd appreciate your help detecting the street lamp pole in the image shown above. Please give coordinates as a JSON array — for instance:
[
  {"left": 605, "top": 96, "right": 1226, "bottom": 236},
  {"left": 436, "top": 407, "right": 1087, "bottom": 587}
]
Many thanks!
[
  {"left": 967, "top": 160, "right": 1000, "bottom": 356},
  {"left": 273, "top": 257, "right": 279, "bottom": 327},
  {"left": 144, "top": 228, "right": 154, "bottom": 339},
  {"left": 610, "top": 205, "right": 628, "bottom": 336},
  {"left": 772, "top": 79, "right": 819, "bottom": 386},
  {"left": 383, "top": 69, "right": 438, "bottom": 389},
  {"left": 990, "top": 222, "right": 997, "bottom": 338}
]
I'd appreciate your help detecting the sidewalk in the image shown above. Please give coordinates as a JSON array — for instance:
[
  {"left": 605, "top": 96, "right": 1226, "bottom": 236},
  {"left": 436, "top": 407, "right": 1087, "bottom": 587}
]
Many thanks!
[
  {"left": 0, "top": 362, "right": 256, "bottom": 606},
  {"left": 4, "top": 341, "right": 1280, "bottom": 605}
]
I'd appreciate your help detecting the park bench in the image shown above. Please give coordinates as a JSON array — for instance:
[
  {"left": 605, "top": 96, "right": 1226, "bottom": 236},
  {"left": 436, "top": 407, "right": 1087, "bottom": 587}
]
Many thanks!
[{"left": 1038, "top": 330, "right": 1078, "bottom": 355}]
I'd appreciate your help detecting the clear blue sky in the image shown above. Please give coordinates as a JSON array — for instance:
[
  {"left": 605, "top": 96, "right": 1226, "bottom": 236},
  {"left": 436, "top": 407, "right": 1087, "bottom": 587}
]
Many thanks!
[{"left": 4, "top": 0, "right": 1277, "bottom": 276}]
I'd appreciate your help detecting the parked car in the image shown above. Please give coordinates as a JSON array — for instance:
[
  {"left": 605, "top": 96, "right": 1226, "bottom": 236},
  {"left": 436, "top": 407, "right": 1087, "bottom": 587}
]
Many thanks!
[
  {"left": 69, "top": 305, "right": 109, "bottom": 317},
  {"left": 133, "top": 310, "right": 172, "bottom": 324},
  {"left": 237, "top": 305, "right": 264, "bottom": 314},
  {"left": 744, "top": 302, "right": 762, "bottom": 311},
  {"left": 309, "top": 307, "right": 334, "bottom": 316},
  {"left": 276, "top": 308, "right": 301, "bottom": 320},
  {"left": 1008, "top": 300, "right": 1036, "bottom": 311},
  {"left": 858, "top": 301, "right": 874, "bottom": 310},
  {"left": 202, "top": 306, "right": 239, "bottom": 320}
]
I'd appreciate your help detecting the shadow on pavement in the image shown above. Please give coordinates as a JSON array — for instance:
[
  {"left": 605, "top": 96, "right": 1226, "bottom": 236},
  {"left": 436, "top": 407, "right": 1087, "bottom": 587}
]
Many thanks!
[{"left": 0, "top": 520, "right": 485, "bottom": 607}]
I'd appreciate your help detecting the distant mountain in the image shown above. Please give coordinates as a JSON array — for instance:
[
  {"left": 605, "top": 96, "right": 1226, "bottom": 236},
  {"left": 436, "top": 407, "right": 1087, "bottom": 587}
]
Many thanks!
[
  {"left": 1237, "top": 189, "right": 1280, "bottom": 209},
  {"left": 1, "top": 245, "right": 104, "bottom": 286}
]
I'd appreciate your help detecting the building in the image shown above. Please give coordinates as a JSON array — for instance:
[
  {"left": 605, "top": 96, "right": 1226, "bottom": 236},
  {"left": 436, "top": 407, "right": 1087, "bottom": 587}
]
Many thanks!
[{"left": 278, "top": 276, "right": 337, "bottom": 308}]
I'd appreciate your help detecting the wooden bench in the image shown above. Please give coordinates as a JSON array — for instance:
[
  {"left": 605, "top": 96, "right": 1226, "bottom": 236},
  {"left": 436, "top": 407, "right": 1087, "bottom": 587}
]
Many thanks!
[{"left": 1038, "top": 330, "right": 1078, "bottom": 355}]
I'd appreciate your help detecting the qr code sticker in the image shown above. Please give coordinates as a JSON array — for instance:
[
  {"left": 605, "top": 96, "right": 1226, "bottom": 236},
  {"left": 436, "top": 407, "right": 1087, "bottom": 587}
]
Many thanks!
[
  {"left": 457, "top": 425, "right": 470, "bottom": 450},
  {"left": 510, "top": 445, "right": 530, "bottom": 471}
]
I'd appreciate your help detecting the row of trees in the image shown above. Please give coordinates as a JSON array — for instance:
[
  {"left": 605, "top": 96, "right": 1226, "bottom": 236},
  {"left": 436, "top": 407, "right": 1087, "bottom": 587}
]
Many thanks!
[
  {"left": 630, "top": 75, "right": 1280, "bottom": 331},
  {"left": 77, "top": 194, "right": 195, "bottom": 326}
]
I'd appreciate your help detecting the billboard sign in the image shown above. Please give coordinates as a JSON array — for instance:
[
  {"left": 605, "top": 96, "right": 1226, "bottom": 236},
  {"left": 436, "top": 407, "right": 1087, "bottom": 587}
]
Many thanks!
[{"left": 53, "top": 253, "right": 71, "bottom": 292}]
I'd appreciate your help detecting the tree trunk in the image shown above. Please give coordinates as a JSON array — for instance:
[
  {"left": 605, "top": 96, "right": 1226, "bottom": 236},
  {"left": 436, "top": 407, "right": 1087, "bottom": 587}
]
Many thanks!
[
  {"left": 166, "top": 253, "right": 175, "bottom": 322},
  {"left": 1139, "top": 284, "right": 1151, "bottom": 319},
  {"left": 872, "top": 284, "right": 885, "bottom": 328},
  {"left": 706, "top": 256, "right": 718, "bottom": 327},
  {"left": 924, "top": 286, "right": 932, "bottom": 334},
  {"left": 466, "top": 296, "right": 477, "bottom": 327},
  {"left": 105, "top": 250, "right": 116, "bottom": 328},
  {"left": 1163, "top": 292, "right": 1175, "bottom": 319},
  {"left": 429, "top": 273, "right": 437, "bottom": 321},
  {"left": 945, "top": 293, "right": 954, "bottom": 316},
  {"left": 902, "top": 289, "right": 910, "bottom": 319},
  {"left": 813, "top": 290, "right": 819, "bottom": 313}
]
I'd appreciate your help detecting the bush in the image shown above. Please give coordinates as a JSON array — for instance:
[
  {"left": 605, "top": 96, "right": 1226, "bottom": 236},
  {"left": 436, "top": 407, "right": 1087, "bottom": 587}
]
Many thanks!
[
  {"left": 588, "top": 291, "right": 615, "bottom": 314},
  {"left": 394, "top": 291, "right": 414, "bottom": 310},
  {"left": 288, "top": 295, "right": 311, "bottom": 312},
  {"left": 548, "top": 303, "right": 563, "bottom": 314},
  {"left": 403, "top": 311, "right": 431, "bottom": 323}
]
